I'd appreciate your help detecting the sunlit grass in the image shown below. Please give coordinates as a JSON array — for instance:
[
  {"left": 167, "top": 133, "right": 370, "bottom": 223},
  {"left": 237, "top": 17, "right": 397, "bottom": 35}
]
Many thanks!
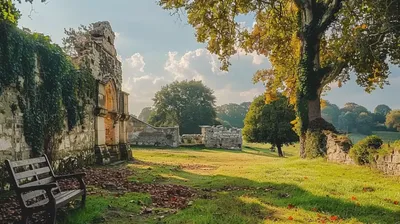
[{"left": 64, "top": 143, "right": 400, "bottom": 223}]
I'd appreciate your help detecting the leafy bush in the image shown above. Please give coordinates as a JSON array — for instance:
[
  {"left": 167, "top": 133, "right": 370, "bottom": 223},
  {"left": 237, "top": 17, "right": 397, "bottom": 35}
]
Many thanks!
[{"left": 349, "top": 135, "right": 383, "bottom": 165}]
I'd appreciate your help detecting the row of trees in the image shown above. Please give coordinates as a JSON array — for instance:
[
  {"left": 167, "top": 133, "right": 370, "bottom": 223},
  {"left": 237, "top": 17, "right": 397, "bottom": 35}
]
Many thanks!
[
  {"left": 322, "top": 102, "right": 400, "bottom": 134},
  {"left": 138, "top": 101, "right": 251, "bottom": 129}
]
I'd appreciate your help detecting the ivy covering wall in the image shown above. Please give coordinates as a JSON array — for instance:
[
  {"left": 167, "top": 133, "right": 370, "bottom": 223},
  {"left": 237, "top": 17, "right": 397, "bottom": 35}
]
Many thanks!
[{"left": 0, "top": 21, "right": 95, "bottom": 156}]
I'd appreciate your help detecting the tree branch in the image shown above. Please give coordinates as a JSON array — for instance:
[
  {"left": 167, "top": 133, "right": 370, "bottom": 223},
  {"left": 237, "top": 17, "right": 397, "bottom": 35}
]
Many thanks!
[
  {"left": 320, "top": 60, "right": 347, "bottom": 87},
  {"left": 318, "top": 0, "right": 343, "bottom": 32}
]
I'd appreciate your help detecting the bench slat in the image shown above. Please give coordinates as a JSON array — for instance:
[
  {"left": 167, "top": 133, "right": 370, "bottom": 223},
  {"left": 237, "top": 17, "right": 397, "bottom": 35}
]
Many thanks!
[
  {"left": 22, "top": 190, "right": 46, "bottom": 203},
  {"left": 10, "top": 157, "right": 46, "bottom": 167},
  {"left": 27, "top": 190, "right": 84, "bottom": 208},
  {"left": 19, "top": 176, "right": 55, "bottom": 188},
  {"left": 15, "top": 167, "right": 51, "bottom": 180}
]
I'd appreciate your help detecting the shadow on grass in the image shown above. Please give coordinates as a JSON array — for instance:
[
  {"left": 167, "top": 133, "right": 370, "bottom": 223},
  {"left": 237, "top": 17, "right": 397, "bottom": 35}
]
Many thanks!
[
  {"left": 130, "top": 160, "right": 400, "bottom": 224},
  {"left": 132, "top": 145, "right": 294, "bottom": 158}
]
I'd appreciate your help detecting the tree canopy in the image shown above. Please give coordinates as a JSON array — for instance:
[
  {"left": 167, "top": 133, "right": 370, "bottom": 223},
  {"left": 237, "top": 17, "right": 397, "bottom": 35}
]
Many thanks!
[
  {"left": 386, "top": 110, "right": 400, "bottom": 132},
  {"left": 159, "top": 0, "right": 400, "bottom": 157},
  {"left": 243, "top": 95, "right": 298, "bottom": 157},
  {"left": 148, "top": 80, "right": 217, "bottom": 134},
  {"left": 374, "top": 104, "right": 392, "bottom": 117},
  {"left": 216, "top": 102, "right": 250, "bottom": 128}
]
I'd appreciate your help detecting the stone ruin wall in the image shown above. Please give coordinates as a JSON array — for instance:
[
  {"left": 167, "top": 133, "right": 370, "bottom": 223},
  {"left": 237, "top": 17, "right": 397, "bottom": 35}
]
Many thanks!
[
  {"left": 0, "top": 87, "right": 95, "bottom": 190},
  {"left": 326, "top": 133, "right": 400, "bottom": 176},
  {"left": 127, "top": 117, "right": 179, "bottom": 147},
  {"left": 326, "top": 133, "right": 355, "bottom": 165},
  {"left": 201, "top": 126, "right": 242, "bottom": 150},
  {"left": 181, "top": 134, "right": 203, "bottom": 145},
  {"left": 0, "top": 88, "right": 30, "bottom": 162},
  {"left": 374, "top": 149, "right": 400, "bottom": 175}
]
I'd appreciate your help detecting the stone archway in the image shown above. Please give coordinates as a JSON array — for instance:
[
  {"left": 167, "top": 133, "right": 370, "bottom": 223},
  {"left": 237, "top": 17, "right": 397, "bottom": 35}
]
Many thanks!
[{"left": 104, "top": 81, "right": 117, "bottom": 145}]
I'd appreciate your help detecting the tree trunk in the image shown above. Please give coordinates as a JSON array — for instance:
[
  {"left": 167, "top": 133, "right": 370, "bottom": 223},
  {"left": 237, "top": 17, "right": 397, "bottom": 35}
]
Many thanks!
[
  {"left": 277, "top": 144, "right": 284, "bottom": 157},
  {"left": 297, "top": 25, "right": 323, "bottom": 158},
  {"left": 308, "top": 98, "right": 321, "bottom": 121}
]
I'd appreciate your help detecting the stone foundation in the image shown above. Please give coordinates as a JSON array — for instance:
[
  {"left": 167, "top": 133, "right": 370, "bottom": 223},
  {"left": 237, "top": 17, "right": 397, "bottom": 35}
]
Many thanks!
[{"left": 95, "top": 145, "right": 111, "bottom": 165}]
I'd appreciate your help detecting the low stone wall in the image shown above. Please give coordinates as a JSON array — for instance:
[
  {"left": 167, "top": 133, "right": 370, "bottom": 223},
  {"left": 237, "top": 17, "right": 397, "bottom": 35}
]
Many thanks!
[
  {"left": 127, "top": 117, "right": 179, "bottom": 147},
  {"left": 326, "top": 133, "right": 355, "bottom": 165},
  {"left": 326, "top": 132, "right": 400, "bottom": 176},
  {"left": 181, "top": 134, "right": 203, "bottom": 144},
  {"left": 201, "top": 125, "right": 242, "bottom": 150},
  {"left": 374, "top": 150, "right": 400, "bottom": 175}
]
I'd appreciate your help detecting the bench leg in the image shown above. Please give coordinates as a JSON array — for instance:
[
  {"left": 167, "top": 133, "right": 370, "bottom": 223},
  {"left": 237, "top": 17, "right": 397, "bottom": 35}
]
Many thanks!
[
  {"left": 81, "top": 192, "right": 87, "bottom": 207},
  {"left": 21, "top": 214, "right": 29, "bottom": 224},
  {"left": 47, "top": 207, "right": 57, "bottom": 224}
]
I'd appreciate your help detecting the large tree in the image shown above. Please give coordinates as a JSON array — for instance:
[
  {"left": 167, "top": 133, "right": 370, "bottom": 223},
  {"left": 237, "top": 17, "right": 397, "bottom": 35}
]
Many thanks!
[
  {"left": 243, "top": 95, "right": 298, "bottom": 157},
  {"left": 148, "top": 80, "right": 217, "bottom": 134},
  {"left": 158, "top": 0, "right": 400, "bottom": 157}
]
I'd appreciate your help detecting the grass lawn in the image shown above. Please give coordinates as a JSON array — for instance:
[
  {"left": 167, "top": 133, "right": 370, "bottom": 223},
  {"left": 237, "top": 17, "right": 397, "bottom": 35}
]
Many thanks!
[
  {"left": 348, "top": 131, "right": 400, "bottom": 144},
  {"left": 65, "top": 143, "right": 400, "bottom": 224}
]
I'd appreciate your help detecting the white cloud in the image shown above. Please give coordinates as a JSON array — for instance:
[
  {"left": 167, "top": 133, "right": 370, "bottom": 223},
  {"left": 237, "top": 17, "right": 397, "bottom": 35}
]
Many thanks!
[
  {"left": 121, "top": 53, "right": 168, "bottom": 114},
  {"left": 214, "top": 85, "right": 264, "bottom": 105},
  {"left": 235, "top": 47, "right": 265, "bottom": 65},
  {"left": 121, "top": 48, "right": 268, "bottom": 115},
  {"left": 126, "top": 53, "right": 146, "bottom": 72},
  {"left": 164, "top": 49, "right": 227, "bottom": 80},
  {"left": 114, "top": 32, "right": 120, "bottom": 39}
]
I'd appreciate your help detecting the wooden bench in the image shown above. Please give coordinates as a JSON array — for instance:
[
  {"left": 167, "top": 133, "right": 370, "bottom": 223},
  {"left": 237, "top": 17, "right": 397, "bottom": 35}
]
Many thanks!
[{"left": 5, "top": 155, "right": 86, "bottom": 224}]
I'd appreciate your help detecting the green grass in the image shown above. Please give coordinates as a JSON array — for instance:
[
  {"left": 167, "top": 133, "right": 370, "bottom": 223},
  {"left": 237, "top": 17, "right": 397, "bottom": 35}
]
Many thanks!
[
  {"left": 64, "top": 143, "right": 400, "bottom": 223},
  {"left": 348, "top": 131, "right": 400, "bottom": 144},
  {"left": 59, "top": 192, "right": 153, "bottom": 224}
]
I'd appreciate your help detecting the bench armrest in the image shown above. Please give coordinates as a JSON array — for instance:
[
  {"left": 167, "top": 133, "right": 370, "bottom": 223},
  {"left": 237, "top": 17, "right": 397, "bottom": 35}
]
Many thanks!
[
  {"left": 55, "top": 172, "right": 86, "bottom": 190},
  {"left": 18, "top": 183, "right": 57, "bottom": 193}
]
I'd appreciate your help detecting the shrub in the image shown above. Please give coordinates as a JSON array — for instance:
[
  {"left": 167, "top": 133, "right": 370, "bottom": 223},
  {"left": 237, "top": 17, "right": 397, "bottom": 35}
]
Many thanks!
[{"left": 349, "top": 135, "right": 383, "bottom": 165}]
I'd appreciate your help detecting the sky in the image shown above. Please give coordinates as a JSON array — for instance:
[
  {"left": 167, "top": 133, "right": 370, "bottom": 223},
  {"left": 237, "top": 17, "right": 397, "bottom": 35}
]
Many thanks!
[{"left": 16, "top": 0, "right": 400, "bottom": 115}]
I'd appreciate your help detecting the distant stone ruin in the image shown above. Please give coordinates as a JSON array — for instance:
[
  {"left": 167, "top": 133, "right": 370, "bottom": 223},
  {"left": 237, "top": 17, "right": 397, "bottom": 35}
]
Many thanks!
[
  {"left": 181, "top": 126, "right": 242, "bottom": 150},
  {"left": 201, "top": 125, "right": 242, "bottom": 150},
  {"left": 127, "top": 117, "right": 180, "bottom": 147}
]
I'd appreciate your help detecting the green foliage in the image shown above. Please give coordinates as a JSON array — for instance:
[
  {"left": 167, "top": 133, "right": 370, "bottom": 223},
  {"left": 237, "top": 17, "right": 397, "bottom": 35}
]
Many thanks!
[
  {"left": 349, "top": 135, "right": 383, "bottom": 165},
  {"left": 334, "top": 102, "right": 374, "bottom": 135},
  {"left": 374, "top": 104, "right": 391, "bottom": 117},
  {"left": 321, "top": 101, "right": 340, "bottom": 127},
  {"left": 138, "top": 107, "right": 152, "bottom": 123},
  {"left": 243, "top": 95, "right": 298, "bottom": 156},
  {"left": 385, "top": 110, "right": 400, "bottom": 132},
  {"left": 216, "top": 102, "right": 250, "bottom": 128},
  {"left": 0, "top": 21, "right": 95, "bottom": 156},
  {"left": 304, "top": 131, "right": 327, "bottom": 159},
  {"left": 0, "top": 0, "right": 20, "bottom": 24},
  {"left": 148, "top": 80, "right": 217, "bottom": 134}
]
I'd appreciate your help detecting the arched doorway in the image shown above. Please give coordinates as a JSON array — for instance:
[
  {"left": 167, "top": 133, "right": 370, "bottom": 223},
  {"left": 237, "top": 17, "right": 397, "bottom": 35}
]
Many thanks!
[{"left": 104, "top": 81, "right": 117, "bottom": 145}]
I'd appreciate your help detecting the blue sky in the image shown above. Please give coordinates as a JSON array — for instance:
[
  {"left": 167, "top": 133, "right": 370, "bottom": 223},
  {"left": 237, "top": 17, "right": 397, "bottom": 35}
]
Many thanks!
[{"left": 17, "top": 0, "right": 400, "bottom": 115}]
